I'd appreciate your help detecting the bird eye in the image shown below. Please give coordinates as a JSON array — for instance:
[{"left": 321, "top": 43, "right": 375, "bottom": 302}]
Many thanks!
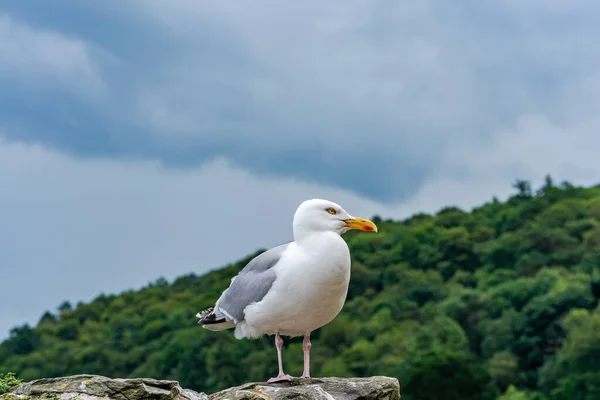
[{"left": 326, "top": 207, "right": 337, "bottom": 215}]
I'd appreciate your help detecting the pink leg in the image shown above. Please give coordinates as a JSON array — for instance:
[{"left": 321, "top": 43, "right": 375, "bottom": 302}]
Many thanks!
[
  {"left": 301, "top": 332, "right": 311, "bottom": 378},
  {"left": 267, "top": 333, "right": 293, "bottom": 383}
]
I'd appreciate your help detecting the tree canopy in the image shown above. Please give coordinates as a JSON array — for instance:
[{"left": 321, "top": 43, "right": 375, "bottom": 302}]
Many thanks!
[{"left": 2, "top": 177, "right": 600, "bottom": 400}]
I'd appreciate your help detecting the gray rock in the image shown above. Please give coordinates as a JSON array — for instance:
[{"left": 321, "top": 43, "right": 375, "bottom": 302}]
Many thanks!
[
  {"left": 209, "top": 376, "right": 400, "bottom": 400},
  {"left": 1, "top": 375, "right": 400, "bottom": 400},
  {"left": 2, "top": 375, "right": 208, "bottom": 400}
]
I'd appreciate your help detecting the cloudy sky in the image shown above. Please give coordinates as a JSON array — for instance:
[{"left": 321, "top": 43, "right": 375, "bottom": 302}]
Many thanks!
[{"left": 2, "top": 0, "right": 600, "bottom": 339}]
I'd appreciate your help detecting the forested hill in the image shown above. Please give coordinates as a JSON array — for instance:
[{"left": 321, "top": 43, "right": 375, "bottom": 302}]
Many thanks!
[{"left": 2, "top": 178, "right": 600, "bottom": 400}]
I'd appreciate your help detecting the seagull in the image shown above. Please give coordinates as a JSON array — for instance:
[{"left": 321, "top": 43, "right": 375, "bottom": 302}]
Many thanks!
[{"left": 196, "top": 199, "right": 378, "bottom": 382}]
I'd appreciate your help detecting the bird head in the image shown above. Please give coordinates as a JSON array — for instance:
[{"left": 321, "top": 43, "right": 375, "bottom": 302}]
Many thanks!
[{"left": 292, "top": 199, "right": 378, "bottom": 239}]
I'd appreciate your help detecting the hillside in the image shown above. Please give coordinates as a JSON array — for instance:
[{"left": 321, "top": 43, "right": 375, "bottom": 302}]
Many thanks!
[{"left": 2, "top": 177, "right": 600, "bottom": 400}]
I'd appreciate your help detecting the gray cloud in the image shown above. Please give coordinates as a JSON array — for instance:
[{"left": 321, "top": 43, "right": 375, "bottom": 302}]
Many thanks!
[{"left": 2, "top": 1, "right": 599, "bottom": 202}]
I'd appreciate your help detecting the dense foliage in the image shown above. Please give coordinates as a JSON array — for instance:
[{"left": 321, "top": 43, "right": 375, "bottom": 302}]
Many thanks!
[
  {"left": 2, "top": 177, "right": 600, "bottom": 400},
  {"left": 0, "top": 372, "right": 22, "bottom": 394}
]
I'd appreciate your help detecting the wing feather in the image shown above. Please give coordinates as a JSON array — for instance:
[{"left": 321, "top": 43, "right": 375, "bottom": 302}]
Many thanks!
[{"left": 198, "top": 242, "right": 290, "bottom": 325}]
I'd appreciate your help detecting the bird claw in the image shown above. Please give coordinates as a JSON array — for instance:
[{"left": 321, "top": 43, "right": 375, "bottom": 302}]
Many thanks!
[{"left": 267, "top": 374, "right": 293, "bottom": 383}]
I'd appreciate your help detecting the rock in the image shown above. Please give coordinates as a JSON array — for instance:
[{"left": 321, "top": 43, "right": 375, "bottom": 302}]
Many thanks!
[
  {"left": 209, "top": 376, "right": 400, "bottom": 400},
  {"left": 1, "top": 375, "right": 400, "bottom": 400},
  {"left": 2, "top": 375, "right": 208, "bottom": 400}
]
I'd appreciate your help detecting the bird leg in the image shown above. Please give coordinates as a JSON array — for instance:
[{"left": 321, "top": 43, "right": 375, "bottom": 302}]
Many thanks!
[
  {"left": 267, "top": 332, "right": 292, "bottom": 383},
  {"left": 301, "top": 332, "right": 311, "bottom": 378}
]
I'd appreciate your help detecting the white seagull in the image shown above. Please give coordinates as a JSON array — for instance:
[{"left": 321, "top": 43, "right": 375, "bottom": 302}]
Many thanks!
[{"left": 196, "top": 199, "right": 378, "bottom": 382}]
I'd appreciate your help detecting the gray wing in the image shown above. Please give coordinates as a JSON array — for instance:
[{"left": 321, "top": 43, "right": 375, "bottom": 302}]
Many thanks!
[{"left": 214, "top": 242, "right": 290, "bottom": 323}]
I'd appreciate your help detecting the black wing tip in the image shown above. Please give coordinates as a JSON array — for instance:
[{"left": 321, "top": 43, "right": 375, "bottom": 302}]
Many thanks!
[{"left": 196, "top": 307, "right": 227, "bottom": 325}]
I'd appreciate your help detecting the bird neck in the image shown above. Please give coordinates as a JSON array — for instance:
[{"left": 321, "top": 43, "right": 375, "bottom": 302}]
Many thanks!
[
  {"left": 293, "top": 226, "right": 340, "bottom": 247},
  {"left": 293, "top": 225, "right": 313, "bottom": 245}
]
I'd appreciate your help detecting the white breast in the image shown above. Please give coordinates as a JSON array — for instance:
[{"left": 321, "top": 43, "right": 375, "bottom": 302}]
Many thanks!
[{"left": 241, "top": 232, "right": 351, "bottom": 338}]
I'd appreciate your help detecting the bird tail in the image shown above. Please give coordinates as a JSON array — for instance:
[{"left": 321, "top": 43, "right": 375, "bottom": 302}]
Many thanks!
[{"left": 196, "top": 307, "right": 235, "bottom": 331}]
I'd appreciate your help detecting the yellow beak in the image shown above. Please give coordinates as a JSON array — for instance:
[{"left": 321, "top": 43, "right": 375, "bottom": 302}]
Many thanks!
[{"left": 344, "top": 217, "right": 378, "bottom": 232}]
